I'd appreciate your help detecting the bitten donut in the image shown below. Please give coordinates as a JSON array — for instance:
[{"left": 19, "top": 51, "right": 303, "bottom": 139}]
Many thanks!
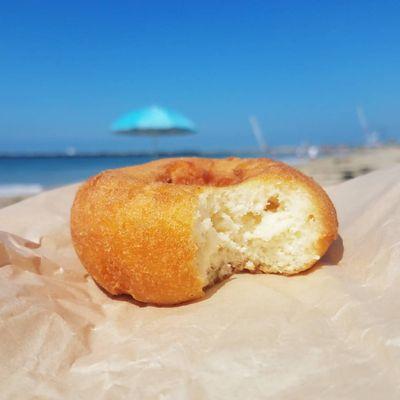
[{"left": 71, "top": 157, "right": 338, "bottom": 305}]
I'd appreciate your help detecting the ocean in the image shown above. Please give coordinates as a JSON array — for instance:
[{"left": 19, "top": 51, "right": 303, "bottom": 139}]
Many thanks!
[{"left": 0, "top": 154, "right": 297, "bottom": 197}]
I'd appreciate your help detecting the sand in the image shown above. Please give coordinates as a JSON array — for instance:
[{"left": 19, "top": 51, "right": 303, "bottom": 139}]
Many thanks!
[
  {"left": 1, "top": 145, "right": 399, "bottom": 209},
  {"left": 0, "top": 196, "right": 27, "bottom": 209},
  {"left": 297, "top": 145, "right": 400, "bottom": 186}
]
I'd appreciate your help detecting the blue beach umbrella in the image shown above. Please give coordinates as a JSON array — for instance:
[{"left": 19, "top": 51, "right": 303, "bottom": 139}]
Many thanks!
[{"left": 111, "top": 106, "right": 195, "bottom": 152}]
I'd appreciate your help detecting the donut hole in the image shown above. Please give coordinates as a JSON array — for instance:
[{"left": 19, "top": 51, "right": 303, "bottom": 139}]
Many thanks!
[
  {"left": 160, "top": 160, "right": 212, "bottom": 185},
  {"left": 158, "top": 159, "right": 264, "bottom": 187},
  {"left": 194, "top": 181, "right": 322, "bottom": 286}
]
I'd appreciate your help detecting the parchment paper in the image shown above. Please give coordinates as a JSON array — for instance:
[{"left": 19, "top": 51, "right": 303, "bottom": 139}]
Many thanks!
[{"left": 1, "top": 166, "right": 399, "bottom": 399}]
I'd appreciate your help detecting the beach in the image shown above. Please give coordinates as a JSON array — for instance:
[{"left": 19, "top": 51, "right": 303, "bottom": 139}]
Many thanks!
[
  {"left": 0, "top": 196, "right": 27, "bottom": 209},
  {"left": 1, "top": 145, "right": 399, "bottom": 209},
  {"left": 297, "top": 145, "right": 400, "bottom": 186}
]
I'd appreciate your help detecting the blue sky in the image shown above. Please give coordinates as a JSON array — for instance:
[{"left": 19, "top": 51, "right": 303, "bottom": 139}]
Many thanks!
[{"left": 1, "top": 1, "right": 399, "bottom": 152}]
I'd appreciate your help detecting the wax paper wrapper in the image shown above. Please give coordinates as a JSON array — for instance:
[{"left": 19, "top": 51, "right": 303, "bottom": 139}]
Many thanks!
[{"left": 0, "top": 166, "right": 399, "bottom": 399}]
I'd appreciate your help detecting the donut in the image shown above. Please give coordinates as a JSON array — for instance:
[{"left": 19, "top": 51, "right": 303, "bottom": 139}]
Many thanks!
[{"left": 71, "top": 157, "right": 338, "bottom": 305}]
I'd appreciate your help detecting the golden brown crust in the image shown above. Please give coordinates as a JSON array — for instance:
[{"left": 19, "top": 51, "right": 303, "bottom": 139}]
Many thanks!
[{"left": 71, "top": 157, "right": 338, "bottom": 305}]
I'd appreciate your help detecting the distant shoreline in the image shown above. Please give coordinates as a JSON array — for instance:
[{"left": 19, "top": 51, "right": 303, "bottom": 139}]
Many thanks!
[
  {"left": 1, "top": 145, "right": 400, "bottom": 209},
  {"left": 0, "top": 143, "right": 376, "bottom": 160}
]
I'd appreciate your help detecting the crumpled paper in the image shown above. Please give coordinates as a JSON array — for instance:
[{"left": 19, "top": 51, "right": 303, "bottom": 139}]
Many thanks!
[{"left": 1, "top": 166, "right": 400, "bottom": 399}]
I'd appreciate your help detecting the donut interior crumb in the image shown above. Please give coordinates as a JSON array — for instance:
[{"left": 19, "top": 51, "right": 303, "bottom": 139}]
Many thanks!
[{"left": 194, "top": 180, "right": 321, "bottom": 286}]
